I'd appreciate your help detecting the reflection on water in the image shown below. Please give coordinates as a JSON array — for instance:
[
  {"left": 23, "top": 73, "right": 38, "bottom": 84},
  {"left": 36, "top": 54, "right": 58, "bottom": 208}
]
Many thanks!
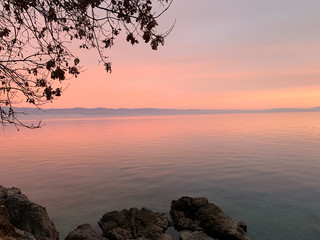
[{"left": 1, "top": 113, "right": 320, "bottom": 239}]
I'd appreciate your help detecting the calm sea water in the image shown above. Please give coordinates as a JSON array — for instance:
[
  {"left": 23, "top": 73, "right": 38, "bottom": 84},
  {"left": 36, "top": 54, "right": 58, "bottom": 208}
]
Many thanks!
[{"left": 1, "top": 113, "right": 320, "bottom": 239}]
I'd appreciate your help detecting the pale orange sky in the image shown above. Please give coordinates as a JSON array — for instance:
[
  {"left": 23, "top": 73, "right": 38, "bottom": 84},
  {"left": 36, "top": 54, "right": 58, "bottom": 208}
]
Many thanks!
[{"left": 46, "top": 0, "right": 320, "bottom": 110}]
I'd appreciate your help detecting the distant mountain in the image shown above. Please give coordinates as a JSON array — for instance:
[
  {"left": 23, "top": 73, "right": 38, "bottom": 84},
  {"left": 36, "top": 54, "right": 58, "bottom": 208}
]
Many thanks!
[{"left": 8, "top": 106, "right": 320, "bottom": 119}]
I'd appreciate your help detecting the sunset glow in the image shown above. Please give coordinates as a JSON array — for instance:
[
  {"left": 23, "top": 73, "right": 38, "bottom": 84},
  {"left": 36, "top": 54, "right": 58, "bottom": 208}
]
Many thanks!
[{"left": 42, "top": 0, "right": 320, "bottom": 110}]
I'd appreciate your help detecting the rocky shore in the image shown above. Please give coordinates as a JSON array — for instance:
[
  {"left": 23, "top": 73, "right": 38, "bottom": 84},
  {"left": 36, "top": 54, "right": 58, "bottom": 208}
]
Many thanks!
[{"left": 0, "top": 186, "right": 250, "bottom": 240}]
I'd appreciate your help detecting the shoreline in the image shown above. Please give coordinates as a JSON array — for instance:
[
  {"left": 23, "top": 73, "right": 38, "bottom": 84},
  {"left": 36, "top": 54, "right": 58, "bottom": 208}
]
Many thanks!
[{"left": 0, "top": 186, "right": 250, "bottom": 240}]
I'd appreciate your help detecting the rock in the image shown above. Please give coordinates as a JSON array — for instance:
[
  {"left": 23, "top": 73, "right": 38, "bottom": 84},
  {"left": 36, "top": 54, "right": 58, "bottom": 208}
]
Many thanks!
[
  {"left": 170, "top": 197, "right": 249, "bottom": 240},
  {"left": 1, "top": 187, "right": 250, "bottom": 240},
  {"left": 180, "top": 231, "right": 218, "bottom": 240},
  {"left": 170, "top": 197, "right": 208, "bottom": 232},
  {"left": 65, "top": 224, "right": 107, "bottom": 240},
  {"left": 14, "top": 227, "right": 37, "bottom": 240},
  {"left": 1, "top": 204, "right": 37, "bottom": 240},
  {"left": 165, "top": 226, "right": 180, "bottom": 240},
  {"left": 99, "top": 207, "right": 171, "bottom": 240},
  {"left": 135, "top": 234, "right": 172, "bottom": 240},
  {"left": 237, "top": 221, "right": 247, "bottom": 233},
  {"left": 159, "top": 234, "right": 173, "bottom": 240},
  {"left": 0, "top": 185, "right": 59, "bottom": 240},
  {"left": 0, "top": 205, "right": 17, "bottom": 238}
]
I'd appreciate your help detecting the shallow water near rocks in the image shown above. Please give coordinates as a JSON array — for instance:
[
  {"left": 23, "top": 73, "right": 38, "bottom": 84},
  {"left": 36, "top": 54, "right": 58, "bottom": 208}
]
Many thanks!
[{"left": 1, "top": 112, "right": 320, "bottom": 239}]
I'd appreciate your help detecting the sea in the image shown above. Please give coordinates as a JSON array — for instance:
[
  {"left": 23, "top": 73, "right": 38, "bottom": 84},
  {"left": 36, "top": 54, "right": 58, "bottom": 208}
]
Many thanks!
[{"left": 1, "top": 112, "right": 320, "bottom": 240}]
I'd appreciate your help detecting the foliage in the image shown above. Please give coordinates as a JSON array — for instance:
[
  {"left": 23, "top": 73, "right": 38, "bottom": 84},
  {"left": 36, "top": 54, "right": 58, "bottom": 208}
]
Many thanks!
[{"left": 0, "top": 0, "right": 173, "bottom": 128}]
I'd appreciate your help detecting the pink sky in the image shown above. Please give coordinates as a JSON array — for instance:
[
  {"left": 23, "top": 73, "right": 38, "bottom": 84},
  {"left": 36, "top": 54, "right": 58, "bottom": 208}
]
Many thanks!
[{"left": 46, "top": 0, "right": 320, "bottom": 109}]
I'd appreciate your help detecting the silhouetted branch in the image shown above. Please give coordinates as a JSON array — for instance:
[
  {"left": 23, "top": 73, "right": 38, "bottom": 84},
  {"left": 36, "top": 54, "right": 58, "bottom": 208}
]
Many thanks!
[{"left": 0, "top": 0, "right": 173, "bottom": 128}]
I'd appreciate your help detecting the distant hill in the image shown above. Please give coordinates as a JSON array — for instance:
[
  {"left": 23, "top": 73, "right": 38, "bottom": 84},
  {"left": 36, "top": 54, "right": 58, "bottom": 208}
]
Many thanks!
[{"left": 7, "top": 106, "right": 320, "bottom": 119}]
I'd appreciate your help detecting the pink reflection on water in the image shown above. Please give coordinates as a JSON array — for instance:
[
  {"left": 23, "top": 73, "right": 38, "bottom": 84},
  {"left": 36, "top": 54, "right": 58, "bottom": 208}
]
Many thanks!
[{"left": 1, "top": 113, "right": 320, "bottom": 238}]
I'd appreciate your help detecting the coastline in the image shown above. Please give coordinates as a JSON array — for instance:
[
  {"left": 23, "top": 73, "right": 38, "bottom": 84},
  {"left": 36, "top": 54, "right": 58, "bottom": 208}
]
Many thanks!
[{"left": 0, "top": 186, "right": 249, "bottom": 240}]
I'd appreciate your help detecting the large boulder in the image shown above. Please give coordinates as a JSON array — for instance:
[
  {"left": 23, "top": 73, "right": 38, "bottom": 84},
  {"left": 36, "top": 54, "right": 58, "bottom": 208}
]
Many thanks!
[
  {"left": 170, "top": 197, "right": 249, "bottom": 240},
  {"left": 65, "top": 224, "right": 107, "bottom": 240},
  {"left": 0, "top": 185, "right": 59, "bottom": 240},
  {"left": 99, "top": 207, "right": 171, "bottom": 240}
]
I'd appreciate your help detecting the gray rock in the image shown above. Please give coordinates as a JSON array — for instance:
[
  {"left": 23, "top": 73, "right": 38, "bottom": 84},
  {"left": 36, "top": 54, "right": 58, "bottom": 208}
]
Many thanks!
[
  {"left": 180, "top": 231, "right": 218, "bottom": 240},
  {"left": 65, "top": 224, "right": 107, "bottom": 240},
  {"left": 170, "top": 197, "right": 249, "bottom": 240},
  {"left": 99, "top": 207, "right": 171, "bottom": 240},
  {"left": 0, "top": 185, "right": 59, "bottom": 240}
]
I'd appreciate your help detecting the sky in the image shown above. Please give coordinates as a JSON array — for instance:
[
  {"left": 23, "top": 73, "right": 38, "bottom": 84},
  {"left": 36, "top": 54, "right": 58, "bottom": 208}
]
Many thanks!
[{"left": 48, "top": 0, "right": 320, "bottom": 110}]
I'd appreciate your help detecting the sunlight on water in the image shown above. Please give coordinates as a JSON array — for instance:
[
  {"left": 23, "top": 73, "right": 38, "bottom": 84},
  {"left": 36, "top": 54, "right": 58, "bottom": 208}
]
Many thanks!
[{"left": 1, "top": 113, "right": 320, "bottom": 239}]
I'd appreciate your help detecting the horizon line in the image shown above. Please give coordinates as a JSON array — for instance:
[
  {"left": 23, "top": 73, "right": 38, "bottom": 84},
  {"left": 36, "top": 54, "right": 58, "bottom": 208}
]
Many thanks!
[{"left": 9, "top": 106, "right": 320, "bottom": 114}]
